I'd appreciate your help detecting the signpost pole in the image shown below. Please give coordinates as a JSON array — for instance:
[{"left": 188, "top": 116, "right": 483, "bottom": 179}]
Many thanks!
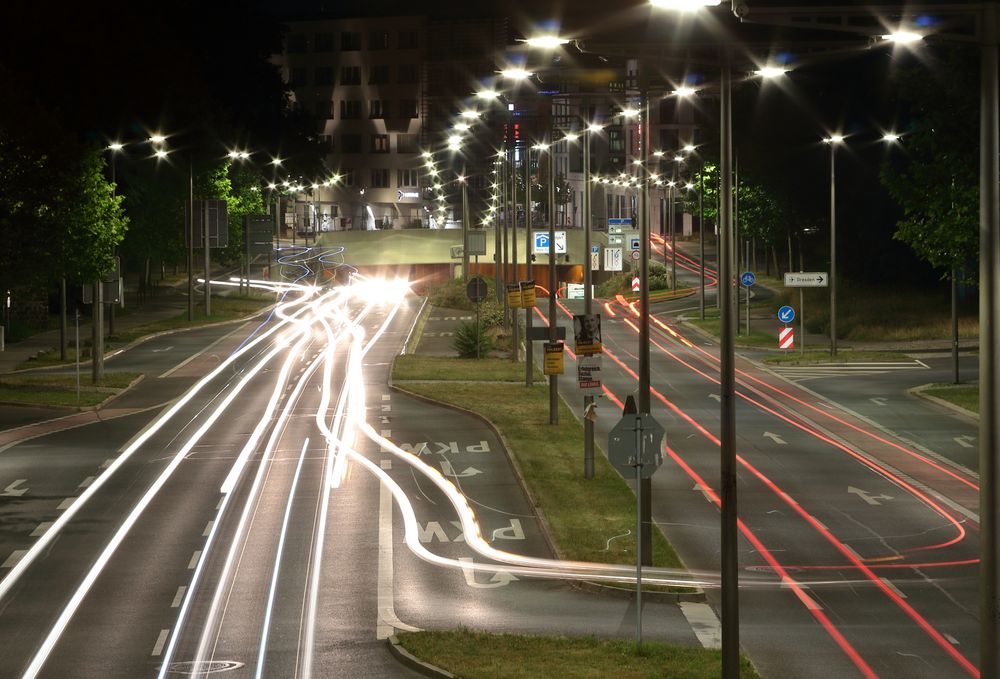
[
  {"left": 548, "top": 138, "right": 558, "bottom": 426},
  {"left": 800, "top": 288, "right": 805, "bottom": 355},
  {"left": 526, "top": 147, "right": 534, "bottom": 387},
  {"left": 203, "top": 201, "right": 211, "bottom": 317},
  {"left": 75, "top": 309, "right": 80, "bottom": 406},
  {"left": 745, "top": 242, "right": 751, "bottom": 336}
]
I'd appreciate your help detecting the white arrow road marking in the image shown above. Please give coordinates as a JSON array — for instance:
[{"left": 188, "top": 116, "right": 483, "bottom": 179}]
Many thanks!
[
  {"left": 708, "top": 394, "right": 721, "bottom": 403},
  {"left": 0, "top": 480, "right": 28, "bottom": 497},
  {"left": 763, "top": 432, "right": 787, "bottom": 445},
  {"left": 440, "top": 460, "right": 484, "bottom": 478},
  {"left": 847, "top": 486, "right": 894, "bottom": 506},
  {"left": 151, "top": 346, "right": 173, "bottom": 353},
  {"left": 870, "top": 397, "right": 888, "bottom": 406},
  {"left": 377, "top": 462, "right": 420, "bottom": 639},
  {"left": 457, "top": 557, "right": 518, "bottom": 588},
  {"left": 954, "top": 435, "right": 975, "bottom": 449},
  {"left": 692, "top": 483, "right": 714, "bottom": 503}
]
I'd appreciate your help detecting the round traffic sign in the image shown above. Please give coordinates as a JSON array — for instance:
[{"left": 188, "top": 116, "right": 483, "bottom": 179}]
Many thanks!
[
  {"left": 466, "top": 276, "right": 488, "bottom": 303},
  {"left": 740, "top": 271, "right": 756, "bottom": 287},
  {"left": 630, "top": 249, "right": 641, "bottom": 261},
  {"left": 778, "top": 305, "right": 795, "bottom": 323}
]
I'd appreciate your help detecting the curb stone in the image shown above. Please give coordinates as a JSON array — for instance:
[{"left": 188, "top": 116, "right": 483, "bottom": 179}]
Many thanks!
[
  {"left": 386, "top": 635, "right": 455, "bottom": 679},
  {"left": 909, "top": 383, "right": 979, "bottom": 421}
]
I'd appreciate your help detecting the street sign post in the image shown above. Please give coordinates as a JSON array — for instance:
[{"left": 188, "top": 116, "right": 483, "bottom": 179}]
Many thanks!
[
  {"left": 778, "top": 305, "right": 795, "bottom": 324},
  {"left": 784, "top": 272, "right": 828, "bottom": 287},
  {"left": 467, "top": 230, "right": 487, "bottom": 256},
  {"left": 631, "top": 277, "right": 641, "bottom": 293},
  {"left": 740, "top": 271, "right": 756, "bottom": 287},
  {"left": 591, "top": 245, "right": 600, "bottom": 271},
  {"left": 466, "top": 276, "right": 488, "bottom": 303},
  {"left": 533, "top": 231, "right": 566, "bottom": 255}
]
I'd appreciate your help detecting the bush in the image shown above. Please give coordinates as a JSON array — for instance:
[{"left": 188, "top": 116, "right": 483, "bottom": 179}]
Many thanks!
[{"left": 452, "top": 320, "right": 493, "bottom": 358}]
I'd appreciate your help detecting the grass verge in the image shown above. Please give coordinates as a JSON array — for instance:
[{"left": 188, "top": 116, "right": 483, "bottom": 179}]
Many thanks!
[
  {"left": 683, "top": 308, "right": 776, "bottom": 348},
  {"left": 394, "top": 355, "right": 543, "bottom": 382},
  {"left": 0, "top": 372, "right": 141, "bottom": 408},
  {"left": 762, "top": 350, "right": 904, "bottom": 365},
  {"left": 391, "top": 358, "right": 682, "bottom": 569},
  {"left": 19, "top": 294, "right": 273, "bottom": 369},
  {"left": 923, "top": 385, "right": 979, "bottom": 414},
  {"left": 397, "top": 630, "right": 759, "bottom": 679}
]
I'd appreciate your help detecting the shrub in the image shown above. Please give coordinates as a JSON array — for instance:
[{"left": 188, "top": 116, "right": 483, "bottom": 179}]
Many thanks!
[{"left": 452, "top": 320, "right": 493, "bottom": 358}]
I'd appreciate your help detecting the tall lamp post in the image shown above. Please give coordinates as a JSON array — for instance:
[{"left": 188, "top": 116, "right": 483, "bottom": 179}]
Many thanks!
[
  {"left": 822, "top": 133, "right": 844, "bottom": 357},
  {"left": 533, "top": 141, "right": 560, "bottom": 424}
]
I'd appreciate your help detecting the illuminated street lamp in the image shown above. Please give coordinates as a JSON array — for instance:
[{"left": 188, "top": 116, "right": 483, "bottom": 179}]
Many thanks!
[{"left": 822, "top": 133, "right": 845, "bottom": 357}]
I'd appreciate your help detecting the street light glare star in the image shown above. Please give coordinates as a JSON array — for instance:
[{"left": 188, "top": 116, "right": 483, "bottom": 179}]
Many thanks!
[
  {"left": 883, "top": 31, "right": 922, "bottom": 44},
  {"left": 563, "top": 133, "right": 579, "bottom": 142},
  {"left": 674, "top": 86, "right": 697, "bottom": 97},
  {"left": 532, "top": 143, "right": 549, "bottom": 151},
  {"left": 149, "top": 134, "right": 167, "bottom": 144},
  {"left": 674, "top": 155, "right": 686, "bottom": 162},
  {"left": 523, "top": 35, "right": 570, "bottom": 49},
  {"left": 500, "top": 68, "right": 533, "bottom": 80},
  {"left": 459, "top": 110, "right": 481, "bottom": 119},
  {"left": 825, "top": 134, "right": 845, "bottom": 144},
  {"left": 108, "top": 142, "right": 124, "bottom": 152},
  {"left": 587, "top": 123, "right": 604, "bottom": 133},
  {"left": 649, "top": 0, "right": 722, "bottom": 10},
  {"left": 154, "top": 149, "right": 169, "bottom": 159},
  {"left": 685, "top": 182, "right": 695, "bottom": 190},
  {"left": 454, "top": 122, "right": 471, "bottom": 132},
  {"left": 683, "top": 144, "right": 696, "bottom": 153},
  {"left": 621, "top": 108, "right": 640, "bottom": 119},
  {"left": 653, "top": 150, "right": 665, "bottom": 158},
  {"left": 271, "top": 157, "right": 283, "bottom": 166},
  {"left": 882, "top": 132, "right": 901, "bottom": 143},
  {"left": 475, "top": 89, "right": 501, "bottom": 100},
  {"left": 756, "top": 66, "right": 789, "bottom": 79}
]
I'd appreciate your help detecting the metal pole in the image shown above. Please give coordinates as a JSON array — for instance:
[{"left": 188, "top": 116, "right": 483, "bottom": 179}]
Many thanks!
[
  {"left": 699, "top": 166, "right": 706, "bottom": 320},
  {"left": 512, "top": 145, "right": 519, "bottom": 363},
  {"left": 745, "top": 239, "right": 751, "bottom": 336},
  {"left": 462, "top": 173, "right": 469, "bottom": 282},
  {"left": 203, "top": 199, "right": 211, "bottom": 316},
  {"left": 952, "top": 271, "right": 960, "bottom": 384},
  {"left": 979, "top": 6, "right": 1000, "bottom": 676},
  {"left": 830, "top": 142, "right": 837, "bottom": 356},
  {"left": 634, "top": 417, "right": 644, "bottom": 653},
  {"left": 503, "top": 149, "right": 511, "bottom": 326},
  {"left": 800, "top": 288, "right": 805, "bottom": 356},
  {"left": 188, "top": 159, "right": 194, "bottom": 322},
  {"left": 670, "top": 177, "right": 676, "bottom": 291},
  {"left": 60, "top": 278, "right": 67, "bottom": 362},
  {"left": 495, "top": 156, "right": 503, "bottom": 304},
  {"left": 91, "top": 281, "right": 103, "bottom": 384},
  {"left": 75, "top": 310, "right": 80, "bottom": 406},
  {"left": 526, "top": 146, "right": 534, "bottom": 387},
  {"left": 638, "top": 92, "right": 652, "bottom": 568},
  {"left": 548, "top": 142, "right": 559, "bottom": 425},
  {"left": 719, "top": 50, "right": 740, "bottom": 679},
  {"left": 584, "top": 127, "right": 595, "bottom": 479}
]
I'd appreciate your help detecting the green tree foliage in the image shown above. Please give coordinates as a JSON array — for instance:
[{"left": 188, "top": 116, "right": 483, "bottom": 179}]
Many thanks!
[
  {"left": 59, "top": 149, "right": 128, "bottom": 282},
  {"left": 452, "top": 320, "right": 493, "bottom": 358},
  {"left": 880, "top": 49, "right": 979, "bottom": 279}
]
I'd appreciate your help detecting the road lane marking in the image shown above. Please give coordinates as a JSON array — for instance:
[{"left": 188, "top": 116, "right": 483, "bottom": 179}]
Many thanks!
[
  {"left": 171, "top": 586, "right": 187, "bottom": 608},
  {"left": 100, "top": 458, "right": 115, "bottom": 469},
  {"left": 78, "top": 476, "right": 95, "bottom": 489},
  {"left": 0, "top": 479, "right": 29, "bottom": 497},
  {"left": 377, "top": 472, "right": 420, "bottom": 639},
  {"left": 679, "top": 602, "right": 721, "bottom": 649},
  {"left": 188, "top": 551, "right": 201, "bottom": 569},
  {"left": 880, "top": 577, "right": 907, "bottom": 599},
  {"left": 30, "top": 522, "right": 52, "bottom": 537},
  {"left": 382, "top": 394, "right": 390, "bottom": 401},
  {"left": 2, "top": 550, "right": 27, "bottom": 568},
  {"left": 56, "top": 498, "right": 76, "bottom": 510},
  {"left": 151, "top": 629, "right": 169, "bottom": 656},
  {"left": 202, "top": 521, "right": 214, "bottom": 536},
  {"left": 158, "top": 321, "right": 250, "bottom": 378}
]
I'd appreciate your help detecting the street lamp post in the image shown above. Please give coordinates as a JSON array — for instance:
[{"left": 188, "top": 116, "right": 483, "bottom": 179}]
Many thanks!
[
  {"left": 543, "top": 141, "right": 559, "bottom": 424},
  {"left": 823, "top": 134, "right": 844, "bottom": 357},
  {"left": 510, "top": 142, "right": 519, "bottom": 363},
  {"left": 583, "top": 124, "right": 601, "bottom": 479},
  {"left": 525, "top": 144, "right": 534, "bottom": 387}
]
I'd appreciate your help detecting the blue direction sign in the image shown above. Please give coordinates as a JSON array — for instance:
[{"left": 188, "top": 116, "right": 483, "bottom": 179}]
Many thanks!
[
  {"left": 740, "top": 271, "right": 757, "bottom": 287},
  {"left": 778, "top": 305, "right": 795, "bottom": 323}
]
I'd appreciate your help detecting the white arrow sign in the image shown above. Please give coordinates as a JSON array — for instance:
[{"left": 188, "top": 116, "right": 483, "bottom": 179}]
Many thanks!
[
  {"left": 151, "top": 346, "right": 174, "bottom": 353},
  {"left": 869, "top": 397, "right": 888, "bottom": 407},
  {"left": 847, "top": 486, "right": 894, "bottom": 506},
  {"left": 458, "top": 558, "right": 517, "bottom": 588},
  {"left": 440, "top": 461, "right": 483, "bottom": 478},
  {"left": 0, "top": 480, "right": 28, "bottom": 497},
  {"left": 708, "top": 394, "right": 722, "bottom": 403},
  {"left": 763, "top": 432, "right": 787, "bottom": 445},
  {"left": 954, "top": 435, "right": 975, "bottom": 449}
]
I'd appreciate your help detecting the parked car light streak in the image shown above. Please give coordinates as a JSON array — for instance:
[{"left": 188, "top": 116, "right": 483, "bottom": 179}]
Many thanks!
[
  {"left": 0, "top": 287, "right": 316, "bottom": 607},
  {"left": 25, "top": 332, "right": 303, "bottom": 679}
]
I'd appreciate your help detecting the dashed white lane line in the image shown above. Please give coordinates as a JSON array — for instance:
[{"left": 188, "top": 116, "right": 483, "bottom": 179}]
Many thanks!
[
  {"left": 381, "top": 394, "right": 391, "bottom": 401},
  {"left": 56, "top": 497, "right": 76, "bottom": 510},
  {"left": 30, "top": 522, "right": 52, "bottom": 537},
  {"left": 202, "top": 521, "right": 214, "bottom": 537},
  {"left": 880, "top": 577, "right": 907, "bottom": 599},
  {"left": 2, "top": 550, "right": 27, "bottom": 569},
  {"left": 78, "top": 476, "right": 95, "bottom": 489},
  {"left": 171, "top": 586, "right": 187, "bottom": 608},
  {"left": 188, "top": 551, "right": 201, "bottom": 569},
  {"left": 99, "top": 458, "right": 115, "bottom": 469},
  {"left": 679, "top": 602, "right": 721, "bottom": 649},
  {"left": 381, "top": 405, "right": 391, "bottom": 412},
  {"left": 151, "top": 629, "right": 169, "bottom": 656}
]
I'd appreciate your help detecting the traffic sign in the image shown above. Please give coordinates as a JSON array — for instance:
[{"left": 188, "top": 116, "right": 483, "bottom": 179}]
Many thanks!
[
  {"left": 778, "top": 305, "right": 795, "bottom": 323},
  {"left": 607, "top": 412, "right": 664, "bottom": 479},
  {"left": 466, "top": 276, "right": 488, "bottom": 303},
  {"left": 779, "top": 327, "right": 794, "bottom": 350},
  {"left": 590, "top": 246, "right": 600, "bottom": 271},
  {"left": 608, "top": 235, "right": 623, "bottom": 246},
  {"left": 533, "top": 231, "right": 567, "bottom": 254},
  {"left": 784, "top": 272, "right": 828, "bottom": 287},
  {"left": 467, "top": 230, "right": 487, "bottom": 256},
  {"left": 631, "top": 276, "right": 641, "bottom": 292},
  {"left": 740, "top": 271, "right": 756, "bottom": 287},
  {"left": 630, "top": 249, "right": 641, "bottom": 261},
  {"left": 629, "top": 236, "right": 641, "bottom": 251},
  {"left": 604, "top": 247, "right": 623, "bottom": 272}
]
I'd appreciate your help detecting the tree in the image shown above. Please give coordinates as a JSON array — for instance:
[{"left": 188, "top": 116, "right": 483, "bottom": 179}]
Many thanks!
[{"left": 880, "top": 48, "right": 979, "bottom": 280}]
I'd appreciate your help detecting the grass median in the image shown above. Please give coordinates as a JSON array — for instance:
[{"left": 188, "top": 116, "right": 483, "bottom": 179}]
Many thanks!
[
  {"left": 683, "top": 308, "right": 776, "bottom": 349},
  {"left": 922, "top": 384, "right": 979, "bottom": 414},
  {"left": 0, "top": 372, "right": 141, "bottom": 408},
  {"left": 396, "top": 630, "right": 759, "bottom": 679},
  {"left": 392, "top": 355, "right": 682, "bottom": 569}
]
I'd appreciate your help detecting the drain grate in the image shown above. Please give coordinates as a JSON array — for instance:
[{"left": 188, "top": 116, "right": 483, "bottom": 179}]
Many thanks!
[{"left": 167, "top": 660, "right": 244, "bottom": 675}]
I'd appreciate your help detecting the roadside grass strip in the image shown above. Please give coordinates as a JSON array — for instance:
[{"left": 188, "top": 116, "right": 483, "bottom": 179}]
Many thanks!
[
  {"left": 923, "top": 385, "right": 979, "bottom": 415},
  {"left": 391, "top": 358, "right": 682, "bottom": 569},
  {"left": 394, "top": 355, "right": 543, "bottom": 382},
  {"left": 397, "top": 630, "right": 759, "bottom": 679},
  {"left": 0, "top": 372, "right": 142, "bottom": 408}
]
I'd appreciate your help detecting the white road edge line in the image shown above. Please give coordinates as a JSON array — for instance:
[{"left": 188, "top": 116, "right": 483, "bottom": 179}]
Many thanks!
[
  {"left": 679, "top": 602, "right": 721, "bottom": 649},
  {"left": 377, "top": 463, "right": 421, "bottom": 639},
  {"left": 158, "top": 321, "right": 251, "bottom": 379}
]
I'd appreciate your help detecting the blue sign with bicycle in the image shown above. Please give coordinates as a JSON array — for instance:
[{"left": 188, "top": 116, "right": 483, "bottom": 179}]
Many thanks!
[
  {"left": 740, "top": 271, "right": 756, "bottom": 287},
  {"left": 778, "top": 305, "right": 795, "bottom": 323}
]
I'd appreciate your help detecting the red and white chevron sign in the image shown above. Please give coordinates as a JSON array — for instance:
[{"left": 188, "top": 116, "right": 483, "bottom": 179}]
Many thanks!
[{"left": 779, "top": 327, "right": 794, "bottom": 350}]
